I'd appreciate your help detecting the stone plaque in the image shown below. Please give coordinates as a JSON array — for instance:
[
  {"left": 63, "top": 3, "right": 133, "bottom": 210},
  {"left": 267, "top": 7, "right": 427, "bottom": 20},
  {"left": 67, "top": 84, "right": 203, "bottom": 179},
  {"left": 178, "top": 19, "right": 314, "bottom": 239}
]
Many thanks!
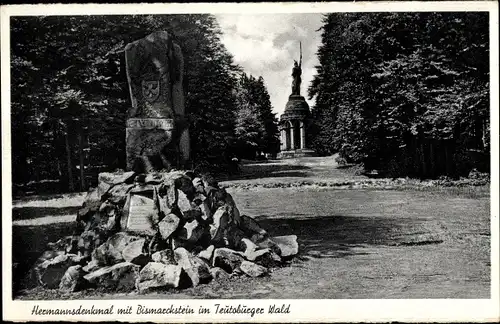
[
  {"left": 124, "top": 190, "right": 157, "bottom": 235},
  {"left": 126, "top": 118, "right": 174, "bottom": 130}
]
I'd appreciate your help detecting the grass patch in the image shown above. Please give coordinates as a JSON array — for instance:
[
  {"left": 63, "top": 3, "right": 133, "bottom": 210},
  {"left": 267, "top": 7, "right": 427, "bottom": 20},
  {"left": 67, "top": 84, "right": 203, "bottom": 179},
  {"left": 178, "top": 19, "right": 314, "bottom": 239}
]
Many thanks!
[{"left": 395, "top": 184, "right": 490, "bottom": 199}]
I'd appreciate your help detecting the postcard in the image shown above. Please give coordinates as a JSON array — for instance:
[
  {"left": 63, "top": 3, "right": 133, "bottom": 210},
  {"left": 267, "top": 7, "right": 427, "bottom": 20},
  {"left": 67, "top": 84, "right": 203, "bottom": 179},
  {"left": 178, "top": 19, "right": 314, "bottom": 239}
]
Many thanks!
[{"left": 1, "top": 2, "right": 499, "bottom": 322}]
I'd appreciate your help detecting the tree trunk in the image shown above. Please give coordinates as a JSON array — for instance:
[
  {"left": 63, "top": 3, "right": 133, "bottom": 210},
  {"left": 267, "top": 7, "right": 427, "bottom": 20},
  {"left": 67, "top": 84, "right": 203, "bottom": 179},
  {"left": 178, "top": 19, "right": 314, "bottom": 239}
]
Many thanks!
[
  {"left": 429, "top": 140, "right": 435, "bottom": 178},
  {"left": 419, "top": 136, "right": 427, "bottom": 178},
  {"left": 482, "top": 118, "right": 488, "bottom": 150},
  {"left": 78, "top": 128, "right": 85, "bottom": 192},
  {"left": 65, "top": 123, "right": 74, "bottom": 192},
  {"left": 444, "top": 143, "right": 451, "bottom": 177},
  {"left": 53, "top": 121, "right": 63, "bottom": 185}
]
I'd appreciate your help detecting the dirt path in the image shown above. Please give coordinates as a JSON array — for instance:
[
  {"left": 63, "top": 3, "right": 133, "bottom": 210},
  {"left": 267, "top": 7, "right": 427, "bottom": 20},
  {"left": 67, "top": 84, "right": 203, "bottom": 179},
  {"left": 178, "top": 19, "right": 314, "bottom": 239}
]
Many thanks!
[
  {"left": 220, "top": 155, "right": 367, "bottom": 187},
  {"left": 12, "top": 156, "right": 491, "bottom": 299},
  {"left": 221, "top": 188, "right": 490, "bottom": 298}
]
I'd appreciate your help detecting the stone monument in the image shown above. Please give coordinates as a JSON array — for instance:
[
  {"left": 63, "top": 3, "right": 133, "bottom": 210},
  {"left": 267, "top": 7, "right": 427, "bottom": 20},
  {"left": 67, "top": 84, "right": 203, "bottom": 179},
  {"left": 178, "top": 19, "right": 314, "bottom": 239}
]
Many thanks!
[
  {"left": 23, "top": 31, "right": 300, "bottom": 295},
  {"left": 278, "top": 41, "right": 315, "bottom": 158},
  {"left": 124, "top": 31, "right": 190, "bottom": 172}
]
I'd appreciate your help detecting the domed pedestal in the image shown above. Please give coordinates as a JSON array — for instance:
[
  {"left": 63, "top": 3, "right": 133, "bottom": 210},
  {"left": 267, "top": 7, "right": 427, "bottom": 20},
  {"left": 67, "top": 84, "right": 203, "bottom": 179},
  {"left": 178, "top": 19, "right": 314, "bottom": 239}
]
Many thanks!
[{"left": 278, "top": 95, "right": 316, "bottom": 159}]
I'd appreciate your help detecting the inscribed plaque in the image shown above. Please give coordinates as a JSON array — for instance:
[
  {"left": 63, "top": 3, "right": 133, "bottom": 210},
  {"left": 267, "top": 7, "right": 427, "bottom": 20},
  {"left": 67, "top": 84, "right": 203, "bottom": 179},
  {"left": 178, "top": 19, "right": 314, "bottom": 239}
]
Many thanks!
[{"left": 125, "top": 190, "right": 157, "bottom": 235}]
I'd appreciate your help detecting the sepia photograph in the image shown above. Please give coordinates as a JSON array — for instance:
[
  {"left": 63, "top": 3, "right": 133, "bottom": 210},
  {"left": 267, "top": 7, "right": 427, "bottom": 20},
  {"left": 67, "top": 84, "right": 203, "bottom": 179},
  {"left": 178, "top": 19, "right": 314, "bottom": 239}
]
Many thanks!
[{"left": 1, "top": 2, "right": 498, "bottom": 322}]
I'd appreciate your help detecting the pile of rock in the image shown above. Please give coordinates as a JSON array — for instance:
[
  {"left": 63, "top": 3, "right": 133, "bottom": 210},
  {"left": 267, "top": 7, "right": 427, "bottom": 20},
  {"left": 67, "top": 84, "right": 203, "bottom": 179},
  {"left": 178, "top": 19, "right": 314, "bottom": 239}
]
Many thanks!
[{"left": 26, "top": 170, "right": 298, "bottom": 293}]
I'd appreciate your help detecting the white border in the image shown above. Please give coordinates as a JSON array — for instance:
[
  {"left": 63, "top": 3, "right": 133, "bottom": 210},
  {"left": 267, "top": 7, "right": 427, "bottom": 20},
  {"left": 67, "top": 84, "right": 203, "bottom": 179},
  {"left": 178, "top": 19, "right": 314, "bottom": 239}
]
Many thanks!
[{"left": 1, "top": 2, "right": 499, "bottom": 322}]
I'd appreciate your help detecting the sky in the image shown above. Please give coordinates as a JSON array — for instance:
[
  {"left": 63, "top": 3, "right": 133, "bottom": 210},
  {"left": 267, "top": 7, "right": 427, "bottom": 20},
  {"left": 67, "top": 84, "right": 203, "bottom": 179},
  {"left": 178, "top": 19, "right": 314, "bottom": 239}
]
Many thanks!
[{"left": 215, "top": 13, "right": 324, "bottom": 117}]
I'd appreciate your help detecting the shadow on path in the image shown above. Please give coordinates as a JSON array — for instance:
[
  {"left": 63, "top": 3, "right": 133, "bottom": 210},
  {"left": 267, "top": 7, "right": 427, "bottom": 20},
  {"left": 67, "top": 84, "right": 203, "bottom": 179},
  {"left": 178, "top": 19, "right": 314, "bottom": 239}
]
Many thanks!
[
  {"left": 255, "top": 214, "right": 438, "bottom": 259},
  {"left": 225, "top": 163, "right": 312, "bottom": 181},
  {"left": 12, "top": 222, "right": 76, "bottom": 295}
]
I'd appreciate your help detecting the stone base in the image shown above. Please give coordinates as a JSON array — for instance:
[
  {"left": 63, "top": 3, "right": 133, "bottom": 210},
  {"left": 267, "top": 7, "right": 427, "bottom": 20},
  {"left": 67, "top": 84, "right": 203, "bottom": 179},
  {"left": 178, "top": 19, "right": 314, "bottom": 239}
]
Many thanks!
[
  {"left": 26, "top": 169, "right": 300, "bottom": 294},
  {"left": 277, "top": 149, "right": 316, "bottom": 159}
]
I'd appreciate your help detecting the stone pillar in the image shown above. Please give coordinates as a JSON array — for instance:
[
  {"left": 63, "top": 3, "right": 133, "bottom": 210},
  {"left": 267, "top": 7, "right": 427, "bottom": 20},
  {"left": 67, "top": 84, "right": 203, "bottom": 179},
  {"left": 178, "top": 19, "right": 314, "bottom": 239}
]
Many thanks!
[
  {"left": 289, "top": 121, "right": 295, "bottom": 150},
  {"left": 280, "top": 127, "right": 286, "bottom": 151},
  {"left": 124, "top": 31, "right": 188, "bottom": 172},
  {"left": 286, "top": 124, "right": 291, "bottom": 150},
  {"left": 300, "top": 120, "right": 306, "bottom": 149}
]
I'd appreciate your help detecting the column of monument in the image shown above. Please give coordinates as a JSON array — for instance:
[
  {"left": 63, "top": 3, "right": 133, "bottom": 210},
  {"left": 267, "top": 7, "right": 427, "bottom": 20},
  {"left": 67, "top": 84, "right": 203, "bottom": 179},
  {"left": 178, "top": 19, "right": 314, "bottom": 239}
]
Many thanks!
[
  {"left": 280, "top": 127, "right": 286, "bottom": 151},
  {"left": 289, "top": 121, "right": 295, "bottom": 150},
  {"left": 300, "top": 120, "right": 306, "bottom": 149}
]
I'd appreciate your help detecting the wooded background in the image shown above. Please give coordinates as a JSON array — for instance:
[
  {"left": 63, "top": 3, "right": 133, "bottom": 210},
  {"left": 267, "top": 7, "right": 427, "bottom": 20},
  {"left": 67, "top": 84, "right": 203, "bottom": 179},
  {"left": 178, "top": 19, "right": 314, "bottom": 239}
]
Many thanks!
[
  {"left": 10, "top": 12, "right": 490, "bottom": 194},
  {"left": 308, "top": 12, "right": 490, "bottom": 178}
]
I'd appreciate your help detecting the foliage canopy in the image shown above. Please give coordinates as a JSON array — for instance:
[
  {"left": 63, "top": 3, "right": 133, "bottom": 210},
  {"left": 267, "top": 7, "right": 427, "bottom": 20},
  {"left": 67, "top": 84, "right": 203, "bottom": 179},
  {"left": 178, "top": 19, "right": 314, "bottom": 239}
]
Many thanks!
[{"left": 308, "top": 12, "right": 489, "bottom": 178}]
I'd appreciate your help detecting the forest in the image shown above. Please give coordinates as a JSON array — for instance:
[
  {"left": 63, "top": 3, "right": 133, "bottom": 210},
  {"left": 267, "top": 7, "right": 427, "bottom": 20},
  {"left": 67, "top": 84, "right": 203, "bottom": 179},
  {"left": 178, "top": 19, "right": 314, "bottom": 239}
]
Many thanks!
[
  {"left": 10, "top": 14, "right": 278, "bottom": 193},
  {"left": 10, "top": 12, "right": 490, "bottom": 194},
  {"left": 308, "top": 12, "right": 490, "bottom": 178}
]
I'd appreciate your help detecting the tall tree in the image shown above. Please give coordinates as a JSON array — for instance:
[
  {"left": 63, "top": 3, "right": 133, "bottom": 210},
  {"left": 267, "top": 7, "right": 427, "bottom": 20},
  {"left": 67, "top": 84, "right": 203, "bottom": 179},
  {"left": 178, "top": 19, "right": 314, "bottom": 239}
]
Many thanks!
[
  {"left": 308, "top": 12, "right": 489, "bottom": 178},
  {"left": 254, "top": 76, "right": 280, "bottom": 156},
  {"left": 234, "top": 73, "right": 278, "bottom": 159},
  {"left": 10, "top": 14, "right": 241, "bottom": 191}
]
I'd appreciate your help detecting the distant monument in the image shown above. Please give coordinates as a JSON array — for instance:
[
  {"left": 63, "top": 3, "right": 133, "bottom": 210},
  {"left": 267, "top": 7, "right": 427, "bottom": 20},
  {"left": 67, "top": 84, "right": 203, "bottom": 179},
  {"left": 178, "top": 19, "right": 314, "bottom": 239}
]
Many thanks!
[
  {"left": 124, "top": 31, "right": 190, "bottom": 172},
  {"left": 278, "top": 41, "right": 315, "bottom": 158}
]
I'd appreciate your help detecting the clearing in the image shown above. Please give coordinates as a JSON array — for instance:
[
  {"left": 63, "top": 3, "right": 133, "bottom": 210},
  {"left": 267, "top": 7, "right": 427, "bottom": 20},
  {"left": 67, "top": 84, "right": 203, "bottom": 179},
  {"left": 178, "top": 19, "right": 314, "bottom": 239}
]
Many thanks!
[{"left": 12, "top": 156, "right": 490, "bottom": 299}]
